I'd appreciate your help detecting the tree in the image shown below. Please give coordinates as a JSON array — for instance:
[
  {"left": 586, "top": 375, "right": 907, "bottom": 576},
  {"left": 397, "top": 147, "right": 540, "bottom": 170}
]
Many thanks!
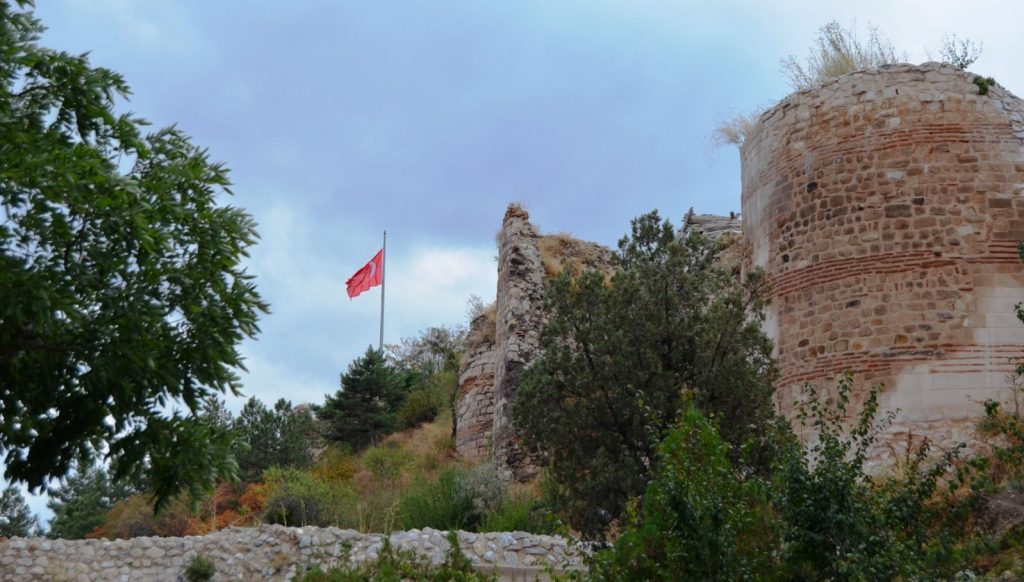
[
  {"left": 0, "top": 484, "right": 36, "bottom": 537},
  {"left": 46, "top": 465, "right": 135, "bottom": 539},
  {"left": 384, "top": 325, "right": 467, "bottom": 376},
  {"left": 233, "top": 397, "right": 317, "bottom": 482},
  {"left": 776, "top": 373, "right": 960, "bottom": 580},
  {"left": 318, "top": 348, "right": 407, "bottom": 450},
  {"left": 514, "top": 211, "right": 781, "bottom": 536},
  {"left": 0, "top": 1, "right": 266, "bottom": 508},
  {"left": 590, "top": 407, "right": 781, "bottom": 581}
]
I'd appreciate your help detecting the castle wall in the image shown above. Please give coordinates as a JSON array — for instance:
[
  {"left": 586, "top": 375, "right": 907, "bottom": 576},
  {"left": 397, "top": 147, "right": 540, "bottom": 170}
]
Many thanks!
[
  {"left": 490, "top": 206, "right": 546, "bottom": 481},
  {"left": 741, "top": 63, "right": 1024, "bottom": 458},
  {"left": 455, "top": 313, "right": 497, "bottom": 461}
]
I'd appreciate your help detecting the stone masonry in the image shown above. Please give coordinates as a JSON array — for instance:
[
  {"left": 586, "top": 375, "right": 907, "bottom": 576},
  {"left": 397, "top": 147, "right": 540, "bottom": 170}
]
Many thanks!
[
  {"left": 455, "top": 311, "right": 498, "bottom": 461},
  {"left": 741, "top": 63, "right": 1024, "bottom": 459},
  {"left": 0, "top": 526, "right": 588, "bottom": 581},
  {"left": 455, "top": 205, "right": 612, "bottom": 478}
]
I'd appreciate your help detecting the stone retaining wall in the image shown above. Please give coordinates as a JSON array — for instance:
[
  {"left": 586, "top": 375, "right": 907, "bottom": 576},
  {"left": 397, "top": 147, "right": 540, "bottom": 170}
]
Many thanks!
[{"left": 0, "top": 526, "right": 588, "bottom": 581}]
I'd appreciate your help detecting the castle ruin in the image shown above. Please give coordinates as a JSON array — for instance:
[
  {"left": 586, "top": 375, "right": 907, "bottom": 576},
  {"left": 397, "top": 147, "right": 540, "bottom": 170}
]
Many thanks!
[{"left": 457, "top": 63, "right": 1024, "bottom": 471}]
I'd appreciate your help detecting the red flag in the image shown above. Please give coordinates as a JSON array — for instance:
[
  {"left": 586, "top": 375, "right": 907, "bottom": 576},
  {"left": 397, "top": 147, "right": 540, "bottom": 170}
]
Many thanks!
[{"left": 346, "top": 249, "right": 384, "bottom": 299}]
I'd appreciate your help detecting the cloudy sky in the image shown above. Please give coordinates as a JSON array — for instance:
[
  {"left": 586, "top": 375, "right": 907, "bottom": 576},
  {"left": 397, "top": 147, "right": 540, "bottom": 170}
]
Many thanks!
[{"left": 18, "top": 0, "right": 1024, "bottom": 520}]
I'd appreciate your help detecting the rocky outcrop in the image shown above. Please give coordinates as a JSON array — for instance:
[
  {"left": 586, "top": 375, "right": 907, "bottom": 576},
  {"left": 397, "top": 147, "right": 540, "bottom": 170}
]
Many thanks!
[{"left": 0, "top": 526, "right": 589, "bottom": 581}]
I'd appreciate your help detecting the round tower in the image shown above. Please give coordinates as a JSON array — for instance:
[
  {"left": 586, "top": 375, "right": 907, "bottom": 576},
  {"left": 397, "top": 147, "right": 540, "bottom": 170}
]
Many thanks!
[{"left": 741, "top": 63, "right": 1024, "bottom": 456}]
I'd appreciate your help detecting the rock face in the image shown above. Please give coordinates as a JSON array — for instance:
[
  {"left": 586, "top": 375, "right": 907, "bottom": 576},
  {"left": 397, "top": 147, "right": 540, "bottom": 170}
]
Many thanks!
[
  {"left": 0, "top": 526, "right": 588, "bottom": 581},
  {"left": 741, "top": 63, "right": 1024, "bottom": 461}
]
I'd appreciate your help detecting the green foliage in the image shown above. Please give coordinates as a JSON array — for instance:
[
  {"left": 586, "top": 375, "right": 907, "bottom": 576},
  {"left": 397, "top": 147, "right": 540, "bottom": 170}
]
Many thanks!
[
  {"left": 385, "top": 325, "right": 467, "bottom": 376},
  {"left": 234, "top": 397, "right": 317, "bottom": 482},
  {"left": 396, "top": 388, "right": 443, "bottom": 429},
  {"left": 775, "top": 372, "right": 961, "bottom": 580},
  {"left": 296, "top": 531, "right": 494, "bottom": 581},
  {"left": 974, "top": 75, "right": 997, "bottom": 95},
  {"left": 0, "top": 484, "right": 37, "bottom": 537},
  {"left": 939, "top": 34, "right": 983, "bottom": 70},
  {"left": 183, "top": 554, "right": 216, "bottom": 582},
  {"left": 0, "top": 1, "right": 266, "bottom": 509},
  {"left": 589, "top": 406, "right": 781, "bottom": 581},
  {"left": 362, "top": 444, "right": 412, "bottom": 481},
  {"left": 262, "top": 468, "right": 357, "bottom": 528},
  {"left": 399, "top": 467, "right": 478, "bottom": 531},
  {"left": 46, "top": 464, "right": 135, "bottom": 539},
  {"left": 515, "top": 211, "right": 780, "bottom": 537},
  {"left": 396, "top": 371, "right": 454, "bottom": 430},
  {"left": 479, "top": 490, "right": 560, "bottom": 535},
  {"left": 319, "top": 348, "right": 409, "bottom": 450}
]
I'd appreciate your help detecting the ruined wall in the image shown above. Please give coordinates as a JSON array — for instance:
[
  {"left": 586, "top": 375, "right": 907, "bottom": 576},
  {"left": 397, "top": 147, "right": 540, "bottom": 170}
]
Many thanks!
[
  {"left": 455, "top": 311, "right": 497, "bottom": 461},
  {"left": 0, "top": 526, "right": 588, "bottom": 581},
  {"left": 741, "top": 63, "right": 1024, "bottom": 458},
  {"left": 455, "top": 205, "right": 611, "bottom": 477}
]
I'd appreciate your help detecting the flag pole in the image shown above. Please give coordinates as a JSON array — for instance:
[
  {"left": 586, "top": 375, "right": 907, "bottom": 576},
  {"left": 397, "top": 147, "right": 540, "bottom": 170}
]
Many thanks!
[{"left": 379, "top": 231, "right": 386, "bottom": 351}]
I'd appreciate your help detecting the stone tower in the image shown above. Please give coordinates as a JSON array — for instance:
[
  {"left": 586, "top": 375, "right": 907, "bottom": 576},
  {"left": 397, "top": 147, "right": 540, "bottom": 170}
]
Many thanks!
[{"left": 741, "top": 63, "right": 1024, "bottom": 456}]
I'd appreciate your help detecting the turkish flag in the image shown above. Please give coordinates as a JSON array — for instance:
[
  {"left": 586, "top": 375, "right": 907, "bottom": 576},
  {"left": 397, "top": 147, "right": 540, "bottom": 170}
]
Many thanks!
[{"left": 346, "top": 249, "right": 383, "bottom": 299}]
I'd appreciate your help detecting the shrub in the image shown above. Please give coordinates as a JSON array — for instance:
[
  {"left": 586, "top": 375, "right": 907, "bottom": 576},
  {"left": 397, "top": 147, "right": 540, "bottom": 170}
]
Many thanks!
[
  {"left": 479, "top": 493, "right": 557, "bottom": 535},
  {"left": 589, "top": 406, "right": 782, "bottom": 581},
  {"left": 362, "top": 444, "right": 412, "bottom": 482},
  {"left": 397, "top": 388, "right": 445, "bottom": 430},
  {"left": 183, "top": 554, "right": 215, "bottom": 582},
  {"left": 262, "top": 468, "right": 357, "bottom": 528},
  {"left": 398, "top": 467, "right": 478, "bottom": 531},
  {"left": 775, "top": 372, "right": 961, "bottom": 580}
]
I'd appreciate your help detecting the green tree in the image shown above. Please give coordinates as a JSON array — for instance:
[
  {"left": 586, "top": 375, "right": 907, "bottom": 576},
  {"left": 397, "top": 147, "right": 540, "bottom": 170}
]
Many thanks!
[
  {"left": 318, "top": 348, "right": 407, "bottom": 450},
  {"left": 46, "top": 465, "right": 135, "bottom": 539},
  {"left": 590, "top": 406, "right": 781, "bottom": 581},
  {"left": 515, "top": 211, "right": 780, "bottom": 536},
  {"left": 233, "top": 397, "right": 317, "bottom": 482},
  {"left": 0, "top": 1, "right": 266, "bottom": 508},
  {"left": 0, "top": 484, "right": 36, "bottom": 537},
  {"left": 775, "top": 373, "right": 959, "bottom": 580}
]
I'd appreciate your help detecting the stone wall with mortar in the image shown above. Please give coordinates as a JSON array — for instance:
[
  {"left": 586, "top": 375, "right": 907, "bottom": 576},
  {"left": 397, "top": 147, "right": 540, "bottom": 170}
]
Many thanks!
[
  {"left": 456, "top": 311, "right": 498, "bottom": 461},
  {"left": 0, "top": 526, "right": 588, "bottom": 581},
  {"left": 741, "top": 63, "right": 1024, "bottom": 459},
  {"left": 455, "top": 205, "right": 611, "bottom": 477},
  {"left": 489, "top": 205, "right": 548, "bottom": 481}
]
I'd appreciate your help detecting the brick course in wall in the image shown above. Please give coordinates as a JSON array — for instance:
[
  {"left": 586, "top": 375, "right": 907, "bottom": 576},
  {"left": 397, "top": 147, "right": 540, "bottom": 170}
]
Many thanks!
[{"left": 741, "top": 63, "right": 1024, "bottom": 459}]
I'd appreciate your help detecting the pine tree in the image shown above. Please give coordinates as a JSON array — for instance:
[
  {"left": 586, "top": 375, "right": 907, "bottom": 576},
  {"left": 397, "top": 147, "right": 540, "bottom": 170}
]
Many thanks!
[
  {"left": 0, "top": 485, "right": 37, "bottom": 538},
  {"left": 318, "top": 348, "right": 406, "bottom": 450}
]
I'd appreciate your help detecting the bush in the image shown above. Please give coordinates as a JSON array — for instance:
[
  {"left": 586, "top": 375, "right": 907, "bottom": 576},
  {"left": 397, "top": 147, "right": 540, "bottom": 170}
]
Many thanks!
[
  {"left": 362, "top": 444, "right": 412, "bottom": 482},
  {"left": 262, "top": 468, "right": 356, "bottom": 528},
  {"left": 398, "top": 467, "right": 478, "bottom": 531},
  {"left": 479, "top": 493, "right": 557, "bottom": 535},
  {"left": 775, "top": 373, "right": 961, "bottom": 580},
  {"left": 183, "top": 554, "right": 215, "bottom": 582},
  {"left": 589, "top": 406, "right": 782, "bottom": 581},
  {"left": 397, "top": 388, "right": 445, "bottom": 430}
]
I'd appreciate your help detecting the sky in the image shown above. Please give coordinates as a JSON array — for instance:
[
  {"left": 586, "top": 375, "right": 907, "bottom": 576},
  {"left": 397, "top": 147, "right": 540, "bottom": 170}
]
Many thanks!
[{"left": 15, "top": 0, "right": 1024, "bottom": 523}]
